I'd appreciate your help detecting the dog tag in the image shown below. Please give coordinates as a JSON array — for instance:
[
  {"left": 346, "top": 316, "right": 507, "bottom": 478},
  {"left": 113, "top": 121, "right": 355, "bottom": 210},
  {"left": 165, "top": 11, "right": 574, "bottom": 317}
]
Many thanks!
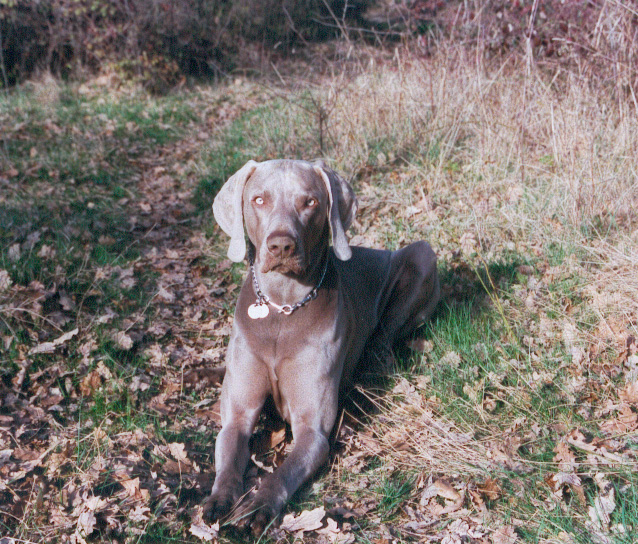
[{"left": 248, "top": 303, "right": 269, "bottom": 319}]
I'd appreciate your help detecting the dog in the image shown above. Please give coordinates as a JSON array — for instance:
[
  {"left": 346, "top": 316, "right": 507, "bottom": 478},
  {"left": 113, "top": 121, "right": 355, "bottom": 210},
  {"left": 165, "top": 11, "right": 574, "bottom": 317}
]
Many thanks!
[{"left": 205, "top": 159, "right": 439, "bottom": 533}]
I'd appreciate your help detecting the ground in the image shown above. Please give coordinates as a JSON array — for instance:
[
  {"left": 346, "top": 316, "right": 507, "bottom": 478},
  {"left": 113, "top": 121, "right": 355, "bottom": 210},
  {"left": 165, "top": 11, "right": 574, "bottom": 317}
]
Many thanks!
[{"left": 1, "top": 40, "right": 637, "bottom": 544}]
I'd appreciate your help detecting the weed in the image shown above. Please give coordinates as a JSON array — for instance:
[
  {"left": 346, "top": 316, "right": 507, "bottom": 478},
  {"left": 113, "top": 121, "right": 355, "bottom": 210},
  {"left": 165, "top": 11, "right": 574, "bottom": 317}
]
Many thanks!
[{"left": 375, "top": 473, "right": 415, "bottom": 518}]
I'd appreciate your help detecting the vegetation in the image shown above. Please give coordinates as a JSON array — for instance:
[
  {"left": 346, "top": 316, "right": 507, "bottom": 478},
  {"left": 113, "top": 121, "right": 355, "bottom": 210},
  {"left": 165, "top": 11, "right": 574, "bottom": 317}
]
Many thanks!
[{"left": 1, "top": 1, "right": 637, "bottom": 543}]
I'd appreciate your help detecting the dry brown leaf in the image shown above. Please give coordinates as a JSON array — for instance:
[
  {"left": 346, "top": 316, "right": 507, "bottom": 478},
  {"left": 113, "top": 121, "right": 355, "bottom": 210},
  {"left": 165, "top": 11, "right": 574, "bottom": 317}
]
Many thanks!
[
  {"left": 113, "top": 331, "right": 133, "bottom": 350},
  {"left": 619, "top": 382, "right": 638, "bottom": 404},
  {"left": 280, "top": 506, "right": 326, "bottom": 534},
  {"left": 599, "top": 403, "right": 638, "bottom": 434},
  {"left": 168, "top": 442, "right": 188, "bottom": 462},
  {"left": 163, "top": 459, "right": 191, "bottom": 474},
  {"left": 358, "top": 433, "right": 383, "bottom": 455},
  {"left": 189, "top": 521, "right": 220, "bottom": 541},
  {"left": 406, "top": 338, "right": 433, "bottom": 352},
  {"left": 588, "top": 475, "right": 615, "bottom": 529},
  {"left": 549, "top": 473, "right": 587, "bottom": 507},
  {"left": 440, "top": 351, "right": 462, "bottom": 368},
  {"left": 469, "top": 490, "right": 486, "bottom": 512},
  {"left": 420, "top": 478, "right": 463, "bottom": 515},
  {"left": 79, "top": 370, "right": 103, "bottom": 397},
  {"left": 129, "top": 504, "right": 151, "bottom": 522},
  {"left": 566, "top": 429, "right": 626, "bottom": 463},
  {"left": 491, "top": 525, "right": 518, "bottom": 544},
  {"left": 76, "top": 510, "right": 97, "bottom": 539},
  {"left": 317, "top": 517, "right": 355, "bottom": 544},
  {"left": 460, "top": 231, "right": 477, "bottom": 255},
  {"left": 486, "top": 436, "right": 522, "bottom": 470},
  {"left": 483, "top": 395, "right": 498, "bottom": 412},
  {"left": 28, "top": 328, "right": 79, "bottom": 355},
  {"left": 119, "top": 477, "right": 150, "bottom": 501},
  {"left": 478, "top": 478, "right": 502, "bottom": 501},
  {"left": 553, "top": 441, "right": 578, "bottom": 472}
]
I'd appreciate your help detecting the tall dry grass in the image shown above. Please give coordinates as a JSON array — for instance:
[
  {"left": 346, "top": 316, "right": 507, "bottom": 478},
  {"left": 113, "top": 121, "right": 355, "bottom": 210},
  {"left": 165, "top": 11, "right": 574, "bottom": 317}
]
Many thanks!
[
  {"left": 322, "top": 45, "right": 637, "bottom": 232},
  {"left": 245, "top": 40, "right": 637, "bottom": 311}
]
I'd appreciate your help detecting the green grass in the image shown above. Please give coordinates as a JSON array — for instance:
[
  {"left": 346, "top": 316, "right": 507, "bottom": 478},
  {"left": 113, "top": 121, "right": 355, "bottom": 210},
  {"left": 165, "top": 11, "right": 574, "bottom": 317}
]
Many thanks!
[{"left": 375, "top": 473, "right": 415, "bottom": 518}]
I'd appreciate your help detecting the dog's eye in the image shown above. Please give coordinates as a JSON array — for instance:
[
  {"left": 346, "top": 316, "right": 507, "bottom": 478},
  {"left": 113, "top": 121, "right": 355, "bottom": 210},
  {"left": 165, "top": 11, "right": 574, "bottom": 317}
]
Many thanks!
[
  {"left": 305, "top": 198, "right": 317, "bottom": 208},
  {"left": 254, "top": 196, "right": 265, "bottom": 206}
]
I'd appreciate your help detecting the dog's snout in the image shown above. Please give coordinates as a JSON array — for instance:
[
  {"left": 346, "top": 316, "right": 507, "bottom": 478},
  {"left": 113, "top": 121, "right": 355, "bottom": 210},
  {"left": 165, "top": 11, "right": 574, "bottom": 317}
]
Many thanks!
[{"left": 266, "top": 232, "right": 297, "bottom": 259}]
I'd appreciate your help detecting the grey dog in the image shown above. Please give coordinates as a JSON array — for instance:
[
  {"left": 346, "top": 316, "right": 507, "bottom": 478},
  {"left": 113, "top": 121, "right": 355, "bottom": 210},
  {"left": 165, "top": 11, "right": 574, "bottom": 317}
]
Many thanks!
[{"left": 205, "top": 159, "right": 439, "bottom": 533}]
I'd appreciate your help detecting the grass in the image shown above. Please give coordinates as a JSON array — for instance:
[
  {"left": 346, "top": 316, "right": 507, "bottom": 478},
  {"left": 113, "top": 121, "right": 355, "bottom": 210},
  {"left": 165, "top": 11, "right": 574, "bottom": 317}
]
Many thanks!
[
  {"left": 1, "top": 32, "right": 638, "bottom": 544},
  {"left": 375, "top": 473, "right": 415, "bottom": 518}
]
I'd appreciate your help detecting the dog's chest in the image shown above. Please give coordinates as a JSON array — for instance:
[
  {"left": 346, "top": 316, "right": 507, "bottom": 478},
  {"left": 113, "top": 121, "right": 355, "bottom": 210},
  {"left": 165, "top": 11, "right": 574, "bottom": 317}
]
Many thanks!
[{"left": 236, "top": 283, "right": 338, "bottom": 357}]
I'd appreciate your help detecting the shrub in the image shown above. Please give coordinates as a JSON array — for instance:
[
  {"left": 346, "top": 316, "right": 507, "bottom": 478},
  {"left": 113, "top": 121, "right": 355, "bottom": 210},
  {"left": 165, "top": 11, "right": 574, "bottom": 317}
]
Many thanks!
[{"left": 0, "top": 0, "right": 366, "bottom": 89}]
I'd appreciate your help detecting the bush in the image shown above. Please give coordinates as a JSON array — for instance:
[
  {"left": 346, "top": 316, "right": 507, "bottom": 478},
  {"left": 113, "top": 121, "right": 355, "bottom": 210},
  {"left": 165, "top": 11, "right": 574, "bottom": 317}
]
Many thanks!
[
  {"left": 0, "top": 0, "right": 368, "bottom": 89},
  {"left": 1, "top": 1, "right": 635, "bottom": 92}
]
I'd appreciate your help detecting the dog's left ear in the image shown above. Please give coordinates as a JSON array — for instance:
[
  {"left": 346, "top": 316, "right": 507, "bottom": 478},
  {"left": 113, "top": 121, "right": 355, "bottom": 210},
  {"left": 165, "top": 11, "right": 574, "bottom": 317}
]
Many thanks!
[
  {"left": 213, "top": 160, "right": 259, "bottom": 262},
  {"left": 313, "top": 161, "right": 357, "bottom": 261}
]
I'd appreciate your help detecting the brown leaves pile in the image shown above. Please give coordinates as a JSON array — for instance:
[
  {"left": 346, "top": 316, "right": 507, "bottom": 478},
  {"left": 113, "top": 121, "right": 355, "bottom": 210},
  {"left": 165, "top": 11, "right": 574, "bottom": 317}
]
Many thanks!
[{"left": 0, "top": 99, "right": 241, "bottom": 541}]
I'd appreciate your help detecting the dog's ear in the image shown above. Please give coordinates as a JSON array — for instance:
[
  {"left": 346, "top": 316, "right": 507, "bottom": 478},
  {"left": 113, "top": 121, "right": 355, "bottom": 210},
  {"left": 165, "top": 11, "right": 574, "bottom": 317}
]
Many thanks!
[
  {"left": 313, "top": 162, "right": 357, "bottom": 261},
  {"left": 213, "top": 160, "right": 259, "bottom": 262}
]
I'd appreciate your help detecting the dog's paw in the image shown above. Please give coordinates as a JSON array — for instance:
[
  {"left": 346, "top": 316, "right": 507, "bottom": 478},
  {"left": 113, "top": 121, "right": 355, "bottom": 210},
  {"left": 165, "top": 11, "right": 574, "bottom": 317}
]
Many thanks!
[
  {"left": 202, "top": 489, "right": 240, "bottom": 521},
  {"left": 233, "top": 495, "right": 282, "bottom": 536}
]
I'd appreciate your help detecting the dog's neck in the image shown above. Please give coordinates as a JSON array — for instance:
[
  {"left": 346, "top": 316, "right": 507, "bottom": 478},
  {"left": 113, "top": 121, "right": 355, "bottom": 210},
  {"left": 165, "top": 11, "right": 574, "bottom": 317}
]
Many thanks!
[{"left": 250, "top": 245, "right": 330, "bottom": 308}]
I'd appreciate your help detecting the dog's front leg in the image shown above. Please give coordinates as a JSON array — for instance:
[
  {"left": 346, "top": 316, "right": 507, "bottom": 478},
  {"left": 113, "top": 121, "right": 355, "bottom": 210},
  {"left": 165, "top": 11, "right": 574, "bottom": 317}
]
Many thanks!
[
  {"left": 204, "top": 350, "right": 268, "bottom": 520},
  {"left": 236, "top": 423, "right": 331, "bottom": 534},
  {"left": 235, "top": 372, "right": 339, "bottom": 535}
]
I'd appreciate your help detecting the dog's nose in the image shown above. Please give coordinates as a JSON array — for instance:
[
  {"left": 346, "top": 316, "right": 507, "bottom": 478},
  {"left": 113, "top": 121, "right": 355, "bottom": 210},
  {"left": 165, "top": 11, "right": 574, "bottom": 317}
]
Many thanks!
[{"left": 266, "top": 232, "right": 297, "bottom": 259}]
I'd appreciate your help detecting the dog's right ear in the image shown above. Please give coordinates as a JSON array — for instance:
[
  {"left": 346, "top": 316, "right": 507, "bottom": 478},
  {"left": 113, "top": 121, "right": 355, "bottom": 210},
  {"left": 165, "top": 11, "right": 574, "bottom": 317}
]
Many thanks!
[{"left": 213, "top": 160, "right": 259, "bottom": 262}]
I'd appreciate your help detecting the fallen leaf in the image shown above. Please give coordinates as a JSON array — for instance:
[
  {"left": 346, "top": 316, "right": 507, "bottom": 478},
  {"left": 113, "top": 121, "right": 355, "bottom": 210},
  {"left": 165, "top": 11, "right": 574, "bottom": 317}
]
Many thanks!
[
  {"left": 478, "top": 478, "right": 502, "bottom": 501},
  {"left": 516, "top": 264, "right": 534, "bottom": 275},
  {"left": 168, "top": 442, "right": 188, "bottom": 462},
  {"left": 129, "top": 504, "right": 151, "bottom": 522},
  {"left": 619, "top": 382, "right": 638, "bottom": 404},
  {"left": 406, "top": 337, "right": 433, "bottom": 352},
  {"left": 0, "top": 270, "right": 13, "bottom": 291},
  {"left": 119, "top": 477, "right": 149, "bottom": 501},
  {"left": 460, "top": 231, "right": 477, "bottom": 255},
  {"left": 599, "top": 403, "right": 638, "bottom": 434},
  {"left": 28, "top": 328, "right": 79, "bottom": 355},
  {"left": 280, "top": 506, "right": 326, "bottom": 534},
  {"left": 566, "top": 429, "right": 626, "bottom": 462},
  {"left": 76, "top": 510, "right": 96, "bottom": 538},
  {"left": 189, "top": 521, "right": 220, "bottom": 541},
  {"left": 80, "top": 370, "right": 103, "bottom": 396},
  {"left": 420, "top": 478, "right": 463, "bottom": 515},
  {"left": 113, "top": 331, "right": 133, "bottom": 350},
  {"left": 588, "top": 474, "right": 615, "bottom": 529},
  {"left": 440, "top": 351, "right": 461, "bottom": 368},
  {"left": 157, "top": 285, "right": 175, "bottom": 303},
  {"left": 317, "top": 517, "right": 355, "bottom": 543},
  {"left": 553, "top": 441, "right": 578, "bottom": 472},
  {"left": 492, "top": 525, "right": 518, "bottom": 544}
]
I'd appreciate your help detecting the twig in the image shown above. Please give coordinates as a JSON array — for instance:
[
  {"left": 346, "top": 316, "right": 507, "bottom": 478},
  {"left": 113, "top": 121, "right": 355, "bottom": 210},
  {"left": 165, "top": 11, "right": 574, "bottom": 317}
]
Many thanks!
[{"left": 0, "top": 22, "right": 9, "bottom": 92}]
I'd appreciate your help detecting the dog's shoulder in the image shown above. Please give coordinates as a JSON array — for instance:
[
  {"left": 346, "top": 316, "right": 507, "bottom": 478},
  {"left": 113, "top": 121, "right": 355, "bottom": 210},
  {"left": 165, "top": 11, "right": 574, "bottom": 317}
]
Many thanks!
[{"left": 331, "top": 246, "right": 392, "bottom": 298}]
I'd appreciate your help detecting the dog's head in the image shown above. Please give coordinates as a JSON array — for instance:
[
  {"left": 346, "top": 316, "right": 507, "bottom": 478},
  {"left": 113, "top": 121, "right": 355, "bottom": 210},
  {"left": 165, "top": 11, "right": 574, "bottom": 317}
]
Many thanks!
[{"left": 213, "top": 159, "right": 357, "bottom": 274}]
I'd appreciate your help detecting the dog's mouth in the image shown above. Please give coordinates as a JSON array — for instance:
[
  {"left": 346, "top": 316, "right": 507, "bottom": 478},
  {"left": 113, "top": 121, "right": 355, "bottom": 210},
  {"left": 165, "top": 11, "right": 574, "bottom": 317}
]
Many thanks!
[{"left": 260, "top": 257, "right": 305, "bottom": 275}]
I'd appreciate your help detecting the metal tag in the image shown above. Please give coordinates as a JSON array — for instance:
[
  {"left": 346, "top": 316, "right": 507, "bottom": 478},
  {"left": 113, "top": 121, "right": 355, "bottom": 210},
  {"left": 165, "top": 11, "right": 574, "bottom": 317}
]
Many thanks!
[{"left": 248, "top": 303, "right": 269, "bottom": 319}]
